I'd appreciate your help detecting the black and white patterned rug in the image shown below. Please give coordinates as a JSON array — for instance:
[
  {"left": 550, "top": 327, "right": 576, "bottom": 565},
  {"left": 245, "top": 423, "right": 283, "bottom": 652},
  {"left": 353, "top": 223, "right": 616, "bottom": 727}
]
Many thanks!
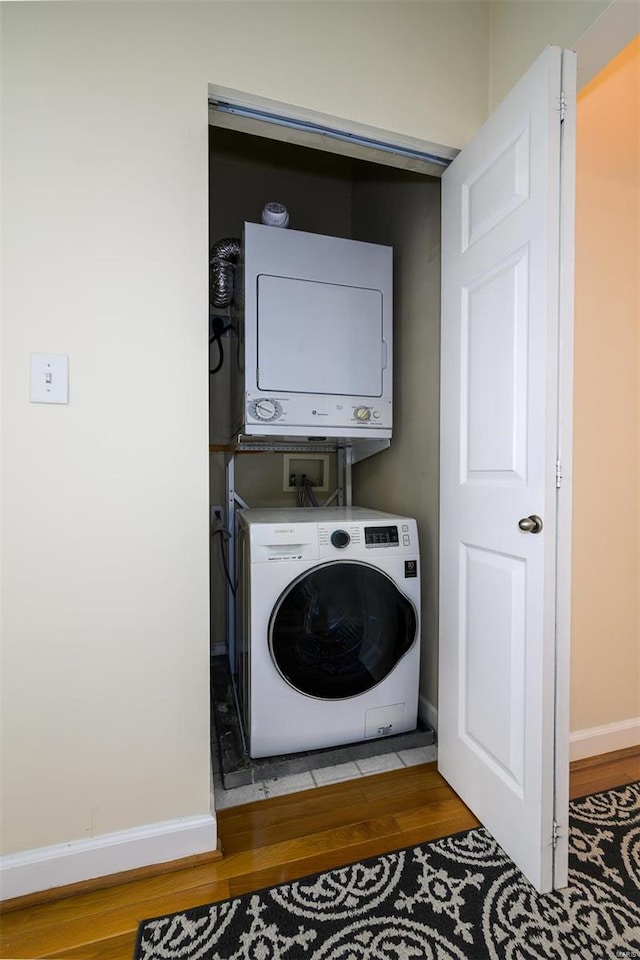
[{"left": 135, "top": 782, "right": 640, "bottom": 959}]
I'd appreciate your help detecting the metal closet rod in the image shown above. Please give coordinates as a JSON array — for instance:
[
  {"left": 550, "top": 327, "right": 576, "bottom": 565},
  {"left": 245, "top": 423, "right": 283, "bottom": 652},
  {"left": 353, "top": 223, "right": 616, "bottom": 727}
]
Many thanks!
[{"left": 211, "top": 100, "right": 452, "bottom": 169}]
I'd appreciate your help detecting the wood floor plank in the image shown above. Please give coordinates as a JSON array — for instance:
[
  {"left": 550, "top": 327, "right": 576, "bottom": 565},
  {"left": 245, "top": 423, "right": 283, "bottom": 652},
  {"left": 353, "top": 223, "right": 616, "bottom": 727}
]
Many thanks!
[
  {"left": 1, "top": 866, "right": 228, "bottom": 937},
  {"left": 569, "top": 750, "right": 640, "bottom": 799},
  {"left": 218, "top": 780, "right": 371, "bottom": 831},
  {"left": 570, "top": 773, "right": 637, "bottom": 800},
  {"left": 358, "top": 763, "right": 446, "bottom": 801},
  {"left": 217, "top": 765, "right": 444, "bottom": 837},
  {"left": 223, "top": 822, "right": 465, "bottom": 901},
  {"left": 379, "top": 815, "right": 482, "bottom": 852},
  {"left": 570, "top": 755, "right": 639, "bottom": 786},
  {"left": 569, "top": 745, "right": 640, "bottom": 771},
  {"left": 393, "top": 797, "right": 479, "bottom": 832},
  {"left": 213, "top": 814, "right": 404, "bottom": 881},
  {"left": 224, "top": 846, "right": 391, "bottom": 899},
  {"left": 621, "top": 760, "right": 640, "bottom": 783},
  {"left": 220, "top": 783, "right": 455, "bottom": 855},
  {"left": 0, "top": 881, "right": 230, "bottom": 959},
  {"left": 46, "top": 931, "right": 138, "bottom": 960}
]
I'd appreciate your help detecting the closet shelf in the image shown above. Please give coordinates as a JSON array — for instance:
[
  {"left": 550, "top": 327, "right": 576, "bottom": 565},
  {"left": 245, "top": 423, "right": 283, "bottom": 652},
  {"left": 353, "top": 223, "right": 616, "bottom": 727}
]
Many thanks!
[
  {"left": 211, "top": 436, "right": 390, "bottom": 461},
  {"left": 211, "top": 437, "right": 342, "bottom": 455}
]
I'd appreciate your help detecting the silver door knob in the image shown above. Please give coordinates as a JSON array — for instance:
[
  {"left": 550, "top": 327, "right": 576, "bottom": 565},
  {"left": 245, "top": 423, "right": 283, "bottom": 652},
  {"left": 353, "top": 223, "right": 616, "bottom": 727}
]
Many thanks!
[{"left": 519, "top": 515, "right": 543, "bottom": 534}]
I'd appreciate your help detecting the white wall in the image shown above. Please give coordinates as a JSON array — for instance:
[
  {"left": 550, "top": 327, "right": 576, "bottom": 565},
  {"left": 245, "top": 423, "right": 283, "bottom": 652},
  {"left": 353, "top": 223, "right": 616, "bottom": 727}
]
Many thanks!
[
  {"left": 207, "top": 1, "right": 492, "bottom": 150},
  {"left": 489, "top": 0, "right": 611, "bottom": 107},
  {"left": 574, "top": 0, "right": 640, "bottom": 88},
  {"left": 571, "top": 36, "right": 640, "bottom": 749},
  {"left": 1, "top": 1, "right": 215, "bottom": 874},
  {"left": 1, "top": 0, "right": 493, "bottom": 890}
]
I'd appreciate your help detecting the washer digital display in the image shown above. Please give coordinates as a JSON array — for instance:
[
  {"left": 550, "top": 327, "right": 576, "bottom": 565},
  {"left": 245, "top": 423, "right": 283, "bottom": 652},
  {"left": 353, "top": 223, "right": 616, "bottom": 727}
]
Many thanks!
[{"left": 365, "top": 525, "right": 399, "bottom": 546}]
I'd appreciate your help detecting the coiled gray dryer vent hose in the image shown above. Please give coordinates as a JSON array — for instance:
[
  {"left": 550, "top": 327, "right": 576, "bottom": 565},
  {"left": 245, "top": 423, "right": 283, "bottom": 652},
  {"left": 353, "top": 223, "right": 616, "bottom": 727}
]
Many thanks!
[{"left": 209, "top": 237, "right": 241, "bottom": 308}]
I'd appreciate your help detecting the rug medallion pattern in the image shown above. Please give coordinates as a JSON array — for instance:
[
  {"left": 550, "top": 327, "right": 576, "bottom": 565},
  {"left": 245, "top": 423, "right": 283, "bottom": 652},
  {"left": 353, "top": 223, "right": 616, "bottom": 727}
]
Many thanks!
[{"left": 135, "top": 782, "right": 640, "bottom": 959}]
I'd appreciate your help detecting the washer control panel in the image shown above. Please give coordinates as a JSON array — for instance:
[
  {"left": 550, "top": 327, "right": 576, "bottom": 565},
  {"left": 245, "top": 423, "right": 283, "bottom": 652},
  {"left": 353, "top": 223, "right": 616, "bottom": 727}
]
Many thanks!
[
  {"left": 247, "top": 511, "right": 417, "bottom": 561},
  {"left": 319, "top": 522, "right": 413, "bottom": 554}
]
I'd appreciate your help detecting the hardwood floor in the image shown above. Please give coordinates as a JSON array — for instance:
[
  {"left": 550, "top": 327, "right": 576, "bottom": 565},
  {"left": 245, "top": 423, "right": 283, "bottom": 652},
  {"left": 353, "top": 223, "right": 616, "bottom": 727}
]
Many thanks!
[{"left": 1, "top": 748, "right": 638, "bottom": 960}]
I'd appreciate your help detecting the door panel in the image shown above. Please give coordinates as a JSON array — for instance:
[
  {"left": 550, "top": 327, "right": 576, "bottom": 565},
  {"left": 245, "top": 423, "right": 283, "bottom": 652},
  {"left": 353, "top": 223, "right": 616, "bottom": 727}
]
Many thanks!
[
  {"left": 439, "top": 45, "right": 575, "bottom": 894},
  {"left": 461, "top": 544, "right": 526, "bottom": 790},
  {"left": 462, "top": 246, "right": 529, "bottom": 481},
  {"left": 462, "top": 119, "right": 530, "bottom": 250}
]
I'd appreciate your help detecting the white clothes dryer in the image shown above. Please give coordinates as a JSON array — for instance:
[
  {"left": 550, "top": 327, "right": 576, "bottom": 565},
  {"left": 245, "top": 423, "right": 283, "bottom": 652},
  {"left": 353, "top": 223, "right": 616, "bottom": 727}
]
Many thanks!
[{"left": 236, "top": 507, "right": 420, "bottom": 758}]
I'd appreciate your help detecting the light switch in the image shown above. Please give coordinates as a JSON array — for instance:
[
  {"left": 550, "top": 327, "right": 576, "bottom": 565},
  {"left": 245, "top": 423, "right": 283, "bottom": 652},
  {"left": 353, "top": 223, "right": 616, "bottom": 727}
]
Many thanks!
[{"left": 30, "top": 354, "right": 69, "bottom": 404}]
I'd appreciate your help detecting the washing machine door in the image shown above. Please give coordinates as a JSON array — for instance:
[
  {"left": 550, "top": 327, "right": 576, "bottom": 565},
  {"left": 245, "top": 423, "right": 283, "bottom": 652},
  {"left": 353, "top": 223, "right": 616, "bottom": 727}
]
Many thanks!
[{"left": 269, "top": 560, "right": 417, "bottom": 700}]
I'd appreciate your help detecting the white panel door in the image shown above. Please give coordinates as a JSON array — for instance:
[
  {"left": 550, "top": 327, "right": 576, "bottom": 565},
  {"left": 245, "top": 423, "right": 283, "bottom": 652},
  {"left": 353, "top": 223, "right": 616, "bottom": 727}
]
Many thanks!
[{"left": 438, "top": 46, "right": 575, "bottom": 894}]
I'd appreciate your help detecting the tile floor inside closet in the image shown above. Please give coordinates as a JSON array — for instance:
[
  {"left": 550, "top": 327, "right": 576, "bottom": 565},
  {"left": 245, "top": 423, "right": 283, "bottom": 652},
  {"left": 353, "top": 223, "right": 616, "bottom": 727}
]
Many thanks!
[{"left": 213, "top": 744, "right": 437, "bottom": 809}]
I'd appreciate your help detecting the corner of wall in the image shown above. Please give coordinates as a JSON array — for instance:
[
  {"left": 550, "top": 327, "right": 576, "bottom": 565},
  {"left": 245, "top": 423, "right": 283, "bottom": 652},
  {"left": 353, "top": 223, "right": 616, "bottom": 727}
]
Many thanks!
[{"left": 487, "top": 0, "right": 496, "bottom": 121}]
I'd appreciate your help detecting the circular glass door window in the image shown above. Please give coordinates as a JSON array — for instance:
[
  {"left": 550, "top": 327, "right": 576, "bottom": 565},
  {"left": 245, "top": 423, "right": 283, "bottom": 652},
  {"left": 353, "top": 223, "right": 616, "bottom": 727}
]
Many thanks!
[{"left": 269, "top": 561, "right": 417, "bottom": 700}]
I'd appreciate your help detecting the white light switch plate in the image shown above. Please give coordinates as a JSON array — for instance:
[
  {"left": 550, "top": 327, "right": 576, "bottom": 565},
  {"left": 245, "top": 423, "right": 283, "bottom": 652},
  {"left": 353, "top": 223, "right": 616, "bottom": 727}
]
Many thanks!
[{"left": 30, "top": 353, "right": 69, "bottom": 404}]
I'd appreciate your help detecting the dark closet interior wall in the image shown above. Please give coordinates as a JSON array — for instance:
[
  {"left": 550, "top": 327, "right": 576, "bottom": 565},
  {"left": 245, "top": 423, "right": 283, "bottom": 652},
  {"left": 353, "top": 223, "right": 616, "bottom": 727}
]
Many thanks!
[
  {"left": 351, "top": 170, "right": 442, "bottom": 722},
  {"left": 208, "top": 128, "right": 355, "bottom": 652}
]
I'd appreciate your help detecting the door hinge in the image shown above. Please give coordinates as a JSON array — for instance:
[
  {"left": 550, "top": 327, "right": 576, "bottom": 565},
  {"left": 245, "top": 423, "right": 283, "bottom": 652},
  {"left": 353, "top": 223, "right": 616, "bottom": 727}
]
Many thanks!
[
  {"left": 555, "top": 460, "right": 563, "bottom": 489},
  {"left": 552, "top": 820, "right": 560, "bottom": 849},
  {"left": 559, "top": 92, "right": 566, "bottom": 123}
]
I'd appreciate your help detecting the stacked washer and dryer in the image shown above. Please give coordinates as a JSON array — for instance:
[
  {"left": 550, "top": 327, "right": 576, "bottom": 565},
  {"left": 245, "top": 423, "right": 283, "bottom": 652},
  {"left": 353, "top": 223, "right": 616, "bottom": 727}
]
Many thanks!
[{"left": 230, "top": 218, "right": 421, "bottom": 759}]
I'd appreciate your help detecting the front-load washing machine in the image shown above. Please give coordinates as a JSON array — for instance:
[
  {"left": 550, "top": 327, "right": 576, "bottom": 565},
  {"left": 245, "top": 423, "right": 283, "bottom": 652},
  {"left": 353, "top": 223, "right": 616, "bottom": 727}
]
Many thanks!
[{"left": 236, "top": 507, "right": 420, "bottom": 758}]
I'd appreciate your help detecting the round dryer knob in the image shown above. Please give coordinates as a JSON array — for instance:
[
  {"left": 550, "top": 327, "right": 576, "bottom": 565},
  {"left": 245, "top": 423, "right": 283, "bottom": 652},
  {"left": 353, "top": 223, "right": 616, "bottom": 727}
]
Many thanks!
[
  {"left": 330, "top": 529, "right": 351, "bottom": 549},
  {"left": 250, "top": 398, "right": 282, "bottom": 422}
]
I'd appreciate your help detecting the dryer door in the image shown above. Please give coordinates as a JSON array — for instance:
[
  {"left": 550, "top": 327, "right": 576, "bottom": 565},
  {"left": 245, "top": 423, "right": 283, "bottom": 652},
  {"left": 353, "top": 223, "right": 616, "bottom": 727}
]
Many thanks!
[{"left": 269, "top": 560, "right": 417, "bottom": 700}]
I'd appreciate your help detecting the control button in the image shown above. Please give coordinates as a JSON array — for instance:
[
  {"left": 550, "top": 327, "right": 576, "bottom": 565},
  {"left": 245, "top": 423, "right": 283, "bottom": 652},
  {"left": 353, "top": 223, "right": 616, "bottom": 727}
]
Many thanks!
[
  {"left": 249, "top": 398, "right": 283, "bottom": 422},
  {"left": 402, "top": 524, "right": 409, "bottom": 532},
  {"left": 354, "top": 406, "right": 371, "bottom": 422},
  {"left": 372, "top": 410, "right": 380, "bottom": 419},
  {"left": 403, "top": 535, "right": 410, "bottom": 546},
  {"left": 330, "top": 529, "right": 351, "bottom": 549}
]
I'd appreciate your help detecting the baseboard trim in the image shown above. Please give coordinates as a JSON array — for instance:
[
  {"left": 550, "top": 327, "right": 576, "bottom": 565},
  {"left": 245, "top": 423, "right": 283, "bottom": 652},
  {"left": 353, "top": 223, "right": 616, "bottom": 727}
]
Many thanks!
[
  {"left": 570, "top": 716, "right": 640, "bottom": 762},
  {"left": 415, "top": 701, "right": 639, "bottom": 762},
  {"left": 419, "top": 695, "right": 438, "bottom": 736},
  {"left": 0, "top": 813, "right": 217, "bottom": 901}
]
